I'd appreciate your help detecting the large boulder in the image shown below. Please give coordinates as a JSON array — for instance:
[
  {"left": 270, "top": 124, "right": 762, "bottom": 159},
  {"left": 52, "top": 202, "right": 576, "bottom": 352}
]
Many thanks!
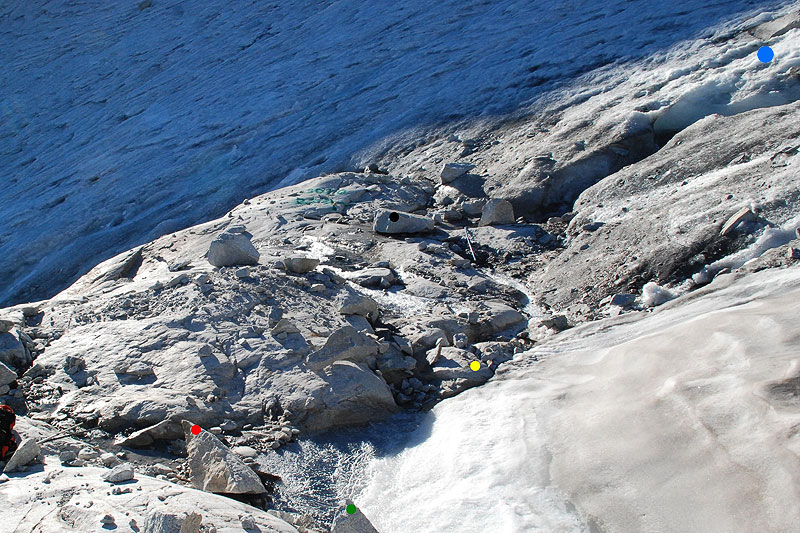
[
  {"left": 206, "top": 232, "right": 259, "bottom": 267},
  {"left": 283, "top": 256, "right": 320, "bottom": 274},
  {"left": 479, "top": 199, "right": 515, "bottom": 226},
  {"left": 373, "top": 210, "right": 434, "bottom": 234},
  {"left": 305, "top": 327, "right": 381, "bottom": 370},
  {"left": 306, "top": 361, "right": 398, "bottom": 430},
  {"left": 2, "top": 438, "right": 40, "bottom": 473},
  {"left": 181, "top": 420, "right": 265, "bottom": 495}
]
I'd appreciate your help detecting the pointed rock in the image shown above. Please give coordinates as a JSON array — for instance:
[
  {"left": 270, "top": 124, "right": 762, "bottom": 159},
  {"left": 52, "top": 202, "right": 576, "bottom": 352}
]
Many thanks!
[{"left": 181, "top": 420, "right": 265, "bottom": 494}]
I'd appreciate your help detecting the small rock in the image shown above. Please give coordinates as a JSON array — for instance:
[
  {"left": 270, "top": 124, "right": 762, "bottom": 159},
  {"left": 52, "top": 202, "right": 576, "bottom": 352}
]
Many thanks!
[
  {"left": 182, "top": 420, "right": 265, "bottom": 494},
  {"left": 310, "top": 283, "right": 326, "bottom": 293},
  {"left": 479, "top": 199, "right": 515, "bottom": 226},
  {"left": 232, "top": 446, "right": 258, "bottom": 459},
  {"left": 125, "top": 362, "right": 154, "bottom": 378},
  {"left": 207, "top": 232, "right": 260, "bottom": 267},
  {"left": 102, "top": 463, "right": 135, "bottom": 483},
  {"left": 339, "top": 293, "right": 379, "bottom": 317},
  {"left": 101, "top": 514, "right": 116, "bottom": 526},
  {"left": 78, "top": 448, "right": 98, "bottom": 460},
  {"left": 582, "top": 222, "right": 604, "bottom": 232},
  {"left": 609, "top": 294, "right": 636, "bottom": 308},
  {"left": 284, "top": 257, "right": 320, "bottom": 274},
  {"left": 219, "top": 420, "right": 238, "bottom": 432},
  {"left": 100, "top": 453, "right": 118, "bottom": 466},
  {"left": 540, "top": 315, "right": 569, "bottom": 331},
  {"left": 235, "top": 267, "right": 251, "bottom": 278},
  {"left": 59, "top": 450, "right": 78, "bottom": 464},
  {"left": 453, "top": 332, "right": 469, "bottom": 349},
  {"left": 241, "top": 516, "right": 256, "bottom": 530},
  {"left": 787, "top": 247, "right": 800, "bottom": 260},
  {"left": 440, "top": 162, "right": 476, "bottom": 184}
]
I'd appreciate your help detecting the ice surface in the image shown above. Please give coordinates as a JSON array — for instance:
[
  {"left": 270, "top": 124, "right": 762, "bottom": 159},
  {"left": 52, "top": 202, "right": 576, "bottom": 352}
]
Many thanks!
[
  {"left": 360, "top": 266, "right": 800, "bottom": 532},
  {"left": 0, "top": 0, "right": 784, "bottom": 305}
]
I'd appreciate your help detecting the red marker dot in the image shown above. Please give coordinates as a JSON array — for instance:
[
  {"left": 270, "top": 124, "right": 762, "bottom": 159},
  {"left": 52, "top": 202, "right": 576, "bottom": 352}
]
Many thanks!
[{"left": 190, "top": 424, "right": 201, "bottom": 435}]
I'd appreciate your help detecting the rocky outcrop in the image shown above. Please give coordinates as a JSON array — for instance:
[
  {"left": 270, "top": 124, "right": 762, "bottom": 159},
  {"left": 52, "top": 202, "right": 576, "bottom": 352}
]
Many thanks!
[
  {"left": 206, "top": 231, "right": 259, "bottom": 267},
  {"left": 182, "top": 420, "right": 265, "bottom": 494}
]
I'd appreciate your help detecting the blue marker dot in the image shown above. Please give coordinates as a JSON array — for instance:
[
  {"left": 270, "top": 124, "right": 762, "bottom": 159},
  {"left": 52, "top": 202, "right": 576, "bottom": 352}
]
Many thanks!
[{"left": 757, "top": 46, "right": 774, "bottom": 63}]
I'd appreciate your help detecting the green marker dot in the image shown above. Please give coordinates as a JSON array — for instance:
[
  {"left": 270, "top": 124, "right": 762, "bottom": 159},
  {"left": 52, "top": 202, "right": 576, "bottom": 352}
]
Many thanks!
[{"left": 346, "top": 504, "right": 357, "bottom": 515}]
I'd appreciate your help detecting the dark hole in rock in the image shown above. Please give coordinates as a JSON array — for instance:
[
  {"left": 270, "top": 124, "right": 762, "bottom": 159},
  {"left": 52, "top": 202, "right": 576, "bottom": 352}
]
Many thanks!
[{"left": 389, "top": 212, "right": 400, "bottom": 222}]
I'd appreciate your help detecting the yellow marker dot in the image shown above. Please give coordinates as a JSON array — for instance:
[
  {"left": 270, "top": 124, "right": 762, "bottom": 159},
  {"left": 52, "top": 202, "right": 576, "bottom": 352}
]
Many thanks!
[{"left": 469, "top": 361, "right": 481, "bottom": 371}]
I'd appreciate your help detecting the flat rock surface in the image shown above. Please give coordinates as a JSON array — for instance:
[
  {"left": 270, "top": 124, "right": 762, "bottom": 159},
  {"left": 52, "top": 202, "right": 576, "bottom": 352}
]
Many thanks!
[{"left": 2, "top": 461, "right": 298, "bottom": 533}]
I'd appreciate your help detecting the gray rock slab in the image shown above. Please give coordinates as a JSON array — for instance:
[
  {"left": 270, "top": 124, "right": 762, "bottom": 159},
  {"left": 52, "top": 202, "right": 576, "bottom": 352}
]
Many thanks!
[{"left": 373, "top": 209, "right": 434, "bottom": 234}]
